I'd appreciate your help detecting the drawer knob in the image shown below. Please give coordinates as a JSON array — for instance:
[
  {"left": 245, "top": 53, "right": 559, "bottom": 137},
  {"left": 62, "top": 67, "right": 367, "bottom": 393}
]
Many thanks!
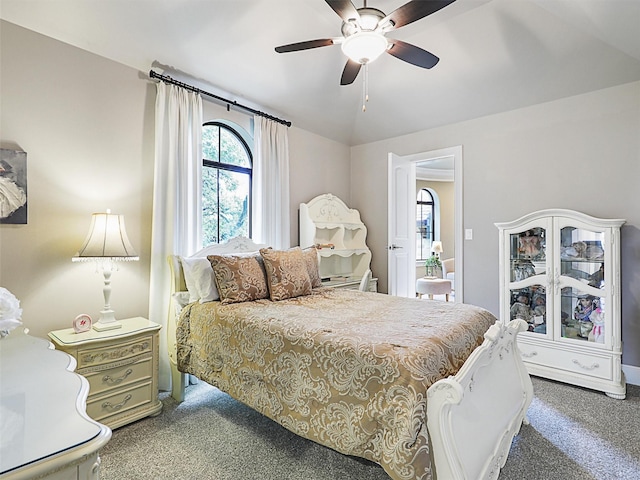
[
  {"left": 102, "top": 368, "right": 133, "bottom": 385},
  {"left": 102, "top": 394, "right": 132, "bottom": 411}
]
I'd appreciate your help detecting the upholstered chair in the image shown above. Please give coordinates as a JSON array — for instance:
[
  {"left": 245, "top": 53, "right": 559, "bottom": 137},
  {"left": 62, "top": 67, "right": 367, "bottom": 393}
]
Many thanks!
[{"left": 441, "top": 258, "right": 455, "bottom": 290}]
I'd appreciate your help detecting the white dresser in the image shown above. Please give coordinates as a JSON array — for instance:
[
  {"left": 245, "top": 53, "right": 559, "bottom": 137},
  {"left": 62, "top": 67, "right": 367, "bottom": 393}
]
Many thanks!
[
  {"left": 320, "top": 276, "right": 378, "bottom": 292},
  {"left": 0, "top": 330, "right": 111, "bottom": 479}
]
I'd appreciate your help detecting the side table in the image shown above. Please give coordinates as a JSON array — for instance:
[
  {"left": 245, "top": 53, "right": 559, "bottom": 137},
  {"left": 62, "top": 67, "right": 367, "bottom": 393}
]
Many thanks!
[
  {"left": 48, "top": 317, "right": 162, "bottom": 429},
  {"left": 416, "top": 277, "right": 452, "bottom": 301}
]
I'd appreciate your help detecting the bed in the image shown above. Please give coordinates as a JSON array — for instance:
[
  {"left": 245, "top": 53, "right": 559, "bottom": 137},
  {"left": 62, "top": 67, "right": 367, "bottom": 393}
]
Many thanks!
[{"left": 167, "top": 237, "right": 533, "bottom": 480}]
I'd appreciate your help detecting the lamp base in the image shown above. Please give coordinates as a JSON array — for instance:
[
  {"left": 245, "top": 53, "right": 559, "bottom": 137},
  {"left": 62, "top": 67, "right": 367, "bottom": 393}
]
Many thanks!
[
  {"left": 93, "top": 321, "right": 121, "bottom": 332},
  {"left": 92, "top": 309, "right": 122, "bottom": 331}
]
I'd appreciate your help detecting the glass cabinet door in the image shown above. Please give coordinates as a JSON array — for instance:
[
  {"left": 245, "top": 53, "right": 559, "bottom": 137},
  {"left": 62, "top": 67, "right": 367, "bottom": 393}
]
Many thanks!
[
  {"left": 507, "top": 226, "right": 549, "bottom": 335},
  {"left": 557, "top": 225, "right": 607, "bottom": 344}
]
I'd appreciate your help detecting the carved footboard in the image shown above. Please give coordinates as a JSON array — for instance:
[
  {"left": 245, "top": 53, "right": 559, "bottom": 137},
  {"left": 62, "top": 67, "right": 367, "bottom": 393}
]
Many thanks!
[{"left": 427, "top": 319, "right": 533, "bottom": 480}]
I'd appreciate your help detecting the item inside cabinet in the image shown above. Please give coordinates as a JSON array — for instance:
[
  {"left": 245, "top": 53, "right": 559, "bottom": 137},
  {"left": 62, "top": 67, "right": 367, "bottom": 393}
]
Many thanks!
[{"left": 510, "top": 286, "right": 547, "bottom": 333}]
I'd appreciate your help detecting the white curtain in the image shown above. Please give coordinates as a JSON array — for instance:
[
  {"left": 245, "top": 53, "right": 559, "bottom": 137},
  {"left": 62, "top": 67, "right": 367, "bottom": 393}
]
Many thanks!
[
  {"left": 148, "top": 82, "right": 202, "bottom": 391},
  {"left": 252, "top": 116, "right": 290, "bottom": 249}
]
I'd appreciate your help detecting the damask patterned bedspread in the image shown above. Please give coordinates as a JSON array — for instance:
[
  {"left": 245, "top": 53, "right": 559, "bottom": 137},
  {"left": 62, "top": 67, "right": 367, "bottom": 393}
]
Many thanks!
[{"left": 176, "top": 288, "right": 496, "bottom": 480}]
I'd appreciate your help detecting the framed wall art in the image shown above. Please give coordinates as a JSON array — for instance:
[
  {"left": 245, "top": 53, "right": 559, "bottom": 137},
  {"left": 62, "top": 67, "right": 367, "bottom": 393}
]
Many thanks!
[{"left": 0, "top": 149, "right": 27, "bottom": 224}]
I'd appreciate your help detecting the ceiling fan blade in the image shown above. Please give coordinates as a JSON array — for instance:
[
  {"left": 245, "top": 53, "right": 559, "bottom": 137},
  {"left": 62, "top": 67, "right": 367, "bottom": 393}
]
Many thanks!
[
  {"left": 275, "top": 38, "right": 337, "bottom": 53},
  {"left": 340, "top": 59, "right": 362, "bottom": 85},
  {"left": 325, "top": 0, "right": 360, "bottom": 23},
  {"left": 382, "top": 0, "right": 456, "bottom": 30},
  {"left": 387, "top": 39, "right": 439, "bottom": 69}
]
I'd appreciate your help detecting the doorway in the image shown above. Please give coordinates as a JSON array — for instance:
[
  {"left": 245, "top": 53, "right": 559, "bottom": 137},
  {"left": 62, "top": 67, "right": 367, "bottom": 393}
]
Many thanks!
[{"left": 388, "top": 146, "right": 463, "bottom": 301}]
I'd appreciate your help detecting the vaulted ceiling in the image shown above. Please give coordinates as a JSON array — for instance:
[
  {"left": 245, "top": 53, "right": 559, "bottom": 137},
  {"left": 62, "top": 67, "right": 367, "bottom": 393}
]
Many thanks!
[{"left": 2, "top": 0, "right": 640, "bottom": 146}]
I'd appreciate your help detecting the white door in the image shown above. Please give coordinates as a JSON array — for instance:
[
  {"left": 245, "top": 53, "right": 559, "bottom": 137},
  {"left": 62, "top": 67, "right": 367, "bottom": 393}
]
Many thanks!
[{"left": 388, "top": 153, "right": 416, "bottom": 297}]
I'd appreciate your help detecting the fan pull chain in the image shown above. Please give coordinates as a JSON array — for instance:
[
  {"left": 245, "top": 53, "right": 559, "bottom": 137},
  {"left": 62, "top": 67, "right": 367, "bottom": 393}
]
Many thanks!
[{"left": 362, "top": 64, "right": 369, "bottom": 112}]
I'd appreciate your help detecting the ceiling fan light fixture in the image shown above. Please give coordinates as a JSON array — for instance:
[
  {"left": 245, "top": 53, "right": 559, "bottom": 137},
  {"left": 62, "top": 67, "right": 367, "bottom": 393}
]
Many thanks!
[{"left": 341, "top": 31, "right": 388, "bottom": 64}]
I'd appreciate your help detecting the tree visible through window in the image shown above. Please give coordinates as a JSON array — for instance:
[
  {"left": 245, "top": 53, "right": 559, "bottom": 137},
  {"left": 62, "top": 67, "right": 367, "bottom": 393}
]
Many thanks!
[
  {"left": 202, "top": 122, "right": 252, "bottom": 245},
  {"left": 416, "top": 188, "right": 434, "bottom": 260}
]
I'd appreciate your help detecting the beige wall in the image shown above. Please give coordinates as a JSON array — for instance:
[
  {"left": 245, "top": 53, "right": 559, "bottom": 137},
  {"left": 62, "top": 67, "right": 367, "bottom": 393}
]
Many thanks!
[
  {"left": 351, "top": 80, "right": 640, "bottom": 367},
  {"left": 0, "top": 21, "right": 350, "bottom": 340},
  {"left": 288, "top": 127, "right": 351, "bottom": 245},
  {"left": 1, "top": 21, "right": 155, "bottom": 340}
]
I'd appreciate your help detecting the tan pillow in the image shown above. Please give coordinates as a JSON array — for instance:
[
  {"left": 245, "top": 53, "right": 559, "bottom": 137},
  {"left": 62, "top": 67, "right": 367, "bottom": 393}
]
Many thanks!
[
  {"left": 302, "top": 246, "right": 322, "bottom": 288},
  {"left": 260, "top": 247, "right": 312, "bottom": 301},
  {"left": 207, "top": 254, "right": 269, "bottom": 304}
]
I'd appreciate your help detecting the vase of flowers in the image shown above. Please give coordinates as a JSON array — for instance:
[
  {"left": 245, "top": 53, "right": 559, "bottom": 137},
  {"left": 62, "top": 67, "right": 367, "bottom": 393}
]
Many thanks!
[
  {"left": 0, "top": 287, "right": 23, "bottom": 338},
  {"left": 424, "top": 255, "right": 441, "bottom": 278}
]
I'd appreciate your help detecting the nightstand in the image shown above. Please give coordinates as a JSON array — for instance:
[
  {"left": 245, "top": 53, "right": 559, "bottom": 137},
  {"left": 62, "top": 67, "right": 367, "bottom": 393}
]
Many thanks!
[{"left": 48, "top": 317, "right": 162, "bottom": 429}]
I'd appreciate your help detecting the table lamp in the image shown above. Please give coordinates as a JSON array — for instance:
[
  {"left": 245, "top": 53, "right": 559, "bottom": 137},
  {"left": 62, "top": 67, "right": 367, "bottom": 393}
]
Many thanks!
[
  {"left": 431, "top": 241, "right": 443, "bottom": 258},
  {"left": 72, "top": 210, "right": 138, "bottom": 331}
]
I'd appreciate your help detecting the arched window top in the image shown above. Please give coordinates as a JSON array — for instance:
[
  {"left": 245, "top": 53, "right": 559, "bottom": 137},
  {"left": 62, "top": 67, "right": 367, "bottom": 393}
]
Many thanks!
[
  {"left": 416, "top": 188, "right": 436, "bottom": 261},
  {"left": 203, "top": 121, "right": 252, "bottom": 168},
  {"left": 417, "top": 188, "right": 434, "bottom": 203},
  {"left": 202, "top": 121, "right": 252, "bottom": 245}
]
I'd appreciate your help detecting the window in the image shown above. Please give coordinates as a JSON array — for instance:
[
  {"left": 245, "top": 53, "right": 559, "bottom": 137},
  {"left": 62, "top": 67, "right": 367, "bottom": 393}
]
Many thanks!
[
  {"left": 202, "top": 122, "right": 252, "bottom": 245},
  {"left": 416, "top": 188, "right": 435, "bottom": 260}
]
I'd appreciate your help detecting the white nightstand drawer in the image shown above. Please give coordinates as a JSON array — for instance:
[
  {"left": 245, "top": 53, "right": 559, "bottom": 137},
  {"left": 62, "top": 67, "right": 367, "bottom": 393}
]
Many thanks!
[
  {"left": 519, "top": 342, "right": 613, "bottom": 381},
  {"left": 87, "top": 381, "right": 153, "bottom": 423},
  {"left": 77, "top": 335, "right": 154, "bottom": 370},
  {"left": 84, "top": 356, "right": 153, "bottom": 397}
]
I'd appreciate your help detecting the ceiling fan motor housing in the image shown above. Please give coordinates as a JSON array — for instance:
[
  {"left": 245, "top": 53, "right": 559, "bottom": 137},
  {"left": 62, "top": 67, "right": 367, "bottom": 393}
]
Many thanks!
[
  {"left": 340, "top": 7, "right": 389, "bottom": 37},
  {"left": 341, "top": 7, "right": 391, "bottom": 64}
]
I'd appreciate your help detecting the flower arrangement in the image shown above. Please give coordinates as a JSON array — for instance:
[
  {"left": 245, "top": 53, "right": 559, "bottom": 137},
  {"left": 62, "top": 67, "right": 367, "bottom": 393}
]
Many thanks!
[
  {"left": 424, "top": 255, "right": 442, "bottom": 277},
  {"left": 0, "top": 287, "right": 23, "bottom": 337}
]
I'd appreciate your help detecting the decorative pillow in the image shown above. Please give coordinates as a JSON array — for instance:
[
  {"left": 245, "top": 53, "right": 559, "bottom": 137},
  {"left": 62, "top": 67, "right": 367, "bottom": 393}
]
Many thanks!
[
  {"left": 208, "top": 254, "right": 269, "bottom": 304},
  {"left": 302, "top": 247, "right": 322, "bottom": 288},
  {"left": 180, "top": 256, "right": 219, "bottom": 304},
  {"left": 260, "top": 247, "right": 312, "bottom": 301}
]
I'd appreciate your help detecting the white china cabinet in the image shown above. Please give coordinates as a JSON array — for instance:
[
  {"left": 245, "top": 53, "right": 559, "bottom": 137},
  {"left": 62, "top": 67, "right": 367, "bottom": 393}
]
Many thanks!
[{"left": 496, "top": 209, "right": 625, "bottom": 399}]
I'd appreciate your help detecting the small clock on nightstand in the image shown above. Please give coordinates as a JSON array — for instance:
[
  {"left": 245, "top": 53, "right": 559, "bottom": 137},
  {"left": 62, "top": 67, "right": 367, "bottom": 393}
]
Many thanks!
[{"left": 49, "top": 317, "right": 162, "bottom": 429}]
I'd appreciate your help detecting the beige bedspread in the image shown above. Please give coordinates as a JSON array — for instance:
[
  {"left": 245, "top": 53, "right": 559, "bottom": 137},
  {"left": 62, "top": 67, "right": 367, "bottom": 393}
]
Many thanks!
[{"left": 177, "top": 288, "right": 496, "bottom": 480}]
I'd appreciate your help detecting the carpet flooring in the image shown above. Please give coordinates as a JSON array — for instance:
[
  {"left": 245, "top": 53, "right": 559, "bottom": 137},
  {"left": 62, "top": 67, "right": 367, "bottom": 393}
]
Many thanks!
[{"left": 99, "top": 377, "right": 640, "bottom": 480}]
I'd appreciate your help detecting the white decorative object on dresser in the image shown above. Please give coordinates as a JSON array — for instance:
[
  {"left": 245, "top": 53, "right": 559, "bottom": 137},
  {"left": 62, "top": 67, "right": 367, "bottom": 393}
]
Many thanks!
[
  {"left": 496, "top": 209, "right": 625, "bottom": 399},
  {"left": 48, "top": 317, "right": 163, "bottom": 428},
  {"left": 0, "top": 329, "right": 111, "bottom": 479},
  {"left": 299, "top": 193, "right": 376, "bottom": 291}
]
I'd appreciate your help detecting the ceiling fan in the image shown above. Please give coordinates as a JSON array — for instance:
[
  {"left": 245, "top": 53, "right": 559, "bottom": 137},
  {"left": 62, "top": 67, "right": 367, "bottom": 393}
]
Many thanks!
[{"left": 274, "top": 0, "right": 456, "bottom": 86}]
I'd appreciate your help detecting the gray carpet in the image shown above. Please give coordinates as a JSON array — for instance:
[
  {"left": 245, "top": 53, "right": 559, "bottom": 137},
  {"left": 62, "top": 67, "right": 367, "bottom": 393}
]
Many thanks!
[{"left": 99, "top": 377, "right": 640, "bottom": 480}]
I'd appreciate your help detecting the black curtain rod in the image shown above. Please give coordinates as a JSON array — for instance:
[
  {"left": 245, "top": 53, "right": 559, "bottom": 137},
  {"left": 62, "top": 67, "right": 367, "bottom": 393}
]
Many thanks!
[{"left": 149, "top": 70, "right": 291, "bottom": 127}]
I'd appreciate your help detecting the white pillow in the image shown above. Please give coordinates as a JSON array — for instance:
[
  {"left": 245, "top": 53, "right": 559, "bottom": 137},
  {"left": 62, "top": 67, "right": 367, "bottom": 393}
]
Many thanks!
[
  {"left": 179, "top": 256, "right": 219, "bottom": 303},
  {"left": 172, "top": 291, "right": 191, "bottom": 313}
]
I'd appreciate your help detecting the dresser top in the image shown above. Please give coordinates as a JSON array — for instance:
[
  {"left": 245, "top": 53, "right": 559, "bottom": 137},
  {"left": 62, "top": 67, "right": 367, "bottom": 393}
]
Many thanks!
[
  {"left": 48, "top": 316, "right": 160, "bottom": 346},
  {"left": 0, "top": 330, "right": 110, "bottom": 474}
]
